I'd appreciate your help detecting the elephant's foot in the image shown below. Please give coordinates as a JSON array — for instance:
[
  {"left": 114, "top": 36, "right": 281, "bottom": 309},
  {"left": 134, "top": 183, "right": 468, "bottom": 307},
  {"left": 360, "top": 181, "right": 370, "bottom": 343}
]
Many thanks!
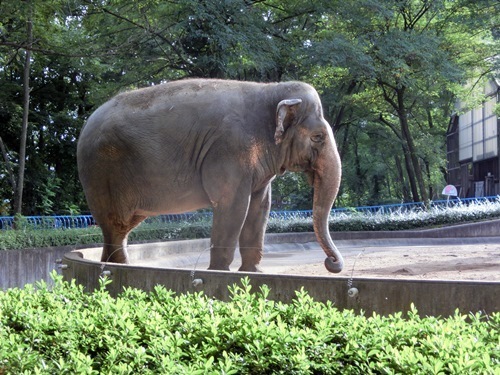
[
  {"left": 238, "top": 264, "right": 263, "bottom": 273},
  {"left": 101, "top": 246, "right": 130, "bottom": 264},
  {"left": 207, "top": 265, "right": 231, "bottom": 271},
  {"left": 239, "top": 247, "right": 263, "bottom": 273},
  {"left": 209, "top": 245, "right": 235, "bottom": 271}
]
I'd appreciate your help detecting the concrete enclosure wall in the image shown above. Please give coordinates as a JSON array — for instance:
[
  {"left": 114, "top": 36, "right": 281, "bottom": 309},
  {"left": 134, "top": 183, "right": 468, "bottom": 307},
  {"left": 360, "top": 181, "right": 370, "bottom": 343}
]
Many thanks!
[
  {"left": 1, "top": 246, "right": 75, "bottom": 289},
  {"left": 62, "top": 251, "right": 499, "bottom": 317}
]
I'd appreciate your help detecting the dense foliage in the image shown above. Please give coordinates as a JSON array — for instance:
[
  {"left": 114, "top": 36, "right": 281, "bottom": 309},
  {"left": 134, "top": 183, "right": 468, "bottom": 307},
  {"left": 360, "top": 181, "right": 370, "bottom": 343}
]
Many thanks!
[
  {"left": 0, "top": 0, "right": 499, "bottom": 214},
  {"left": 0, "top": 275, "right": 498, "bottom": 374},
  {"left": 3, "top": 199, "right": 500, "bottom": 250}
]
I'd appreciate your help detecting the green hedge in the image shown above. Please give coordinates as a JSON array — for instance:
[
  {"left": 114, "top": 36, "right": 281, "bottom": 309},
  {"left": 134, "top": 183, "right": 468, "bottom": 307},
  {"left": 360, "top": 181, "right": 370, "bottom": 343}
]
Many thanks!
[
  {"left": 3, "top": 200, "right": 500, "bottom": 250},
  {"left": 0, "top": 274, "right": 498, "bottom": 374}
]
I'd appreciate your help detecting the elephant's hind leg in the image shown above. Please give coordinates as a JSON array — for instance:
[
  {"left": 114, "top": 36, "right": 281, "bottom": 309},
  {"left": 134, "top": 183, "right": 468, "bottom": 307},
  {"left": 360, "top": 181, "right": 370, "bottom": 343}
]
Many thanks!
[{"left": 100, "top": 214, "right": 146, "bottom": 263}]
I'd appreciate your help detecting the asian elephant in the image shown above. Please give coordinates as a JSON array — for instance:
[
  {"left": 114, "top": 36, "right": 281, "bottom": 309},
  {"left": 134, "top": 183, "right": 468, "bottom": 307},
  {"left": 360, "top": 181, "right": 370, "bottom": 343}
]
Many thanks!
[{"left": 77, "top": 79, "right": 344, "bottom": 273}]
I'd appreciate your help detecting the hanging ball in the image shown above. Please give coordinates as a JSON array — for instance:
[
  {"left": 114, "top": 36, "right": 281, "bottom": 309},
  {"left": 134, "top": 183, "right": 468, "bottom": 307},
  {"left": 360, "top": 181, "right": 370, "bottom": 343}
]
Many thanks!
[
  {"left": 192, "top": 279, "right": 203, "bottom": 287},
  {"left": 348, "top": 287, "right": 359, "bottom": 298}
]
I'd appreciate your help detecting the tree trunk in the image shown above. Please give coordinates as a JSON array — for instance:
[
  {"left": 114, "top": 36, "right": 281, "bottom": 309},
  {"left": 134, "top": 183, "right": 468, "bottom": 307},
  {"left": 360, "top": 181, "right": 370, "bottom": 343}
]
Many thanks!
[
  {"left": 332, "top": 80, "right": 358, "bottom": 131},
  {"left": 0, "top": 136, "right": 16, "bottom": 195},
  {"left": 396, "top": 87, "right": 429, "bottom": 203},
  {"left": 353, "top": 130, "right": 364, "bottom": 206},
  {"left": 14, "top": 6, "right": 32, "bottom": 215},
  {"left": 379, "top": 113, "right": 418, "bottom": 202},
  {"left": 394, "top": 154, "right": 410, "bottom": 202},
  {"left": 400, "top": 116, "right": 428, "bottom": 203},
  {"left": 401, "top": 141, "right": 420, "bottom": 202}
]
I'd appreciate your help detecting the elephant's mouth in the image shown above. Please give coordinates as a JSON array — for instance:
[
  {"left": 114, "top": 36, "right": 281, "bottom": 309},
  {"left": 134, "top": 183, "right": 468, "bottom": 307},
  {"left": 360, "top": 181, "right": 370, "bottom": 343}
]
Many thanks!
[
  {"left": 305, "top": 170, "right": 315, "bottom": 186},
  {"left": 279, "top": 164, "right": 304, "bottom": 174},
  {"left": 279, "top": 164, "right": 315, "bottom": 187},
  {"left": 283, "top": 159, "right": 313, "bottom": 173}
]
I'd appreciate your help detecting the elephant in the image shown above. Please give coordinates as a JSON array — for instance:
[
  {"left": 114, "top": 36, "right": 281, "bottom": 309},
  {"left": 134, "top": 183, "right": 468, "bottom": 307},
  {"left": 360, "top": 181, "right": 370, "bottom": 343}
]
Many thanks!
[{"left": 77, "top": 79, "right": 344, "bottom": 273}]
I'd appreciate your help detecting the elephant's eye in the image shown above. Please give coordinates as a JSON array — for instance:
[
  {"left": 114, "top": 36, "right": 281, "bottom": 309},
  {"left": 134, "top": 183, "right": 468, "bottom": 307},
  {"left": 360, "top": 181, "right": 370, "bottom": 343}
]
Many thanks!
[{"left": 311, "top": 133, "right": 325, "bottom": 143}]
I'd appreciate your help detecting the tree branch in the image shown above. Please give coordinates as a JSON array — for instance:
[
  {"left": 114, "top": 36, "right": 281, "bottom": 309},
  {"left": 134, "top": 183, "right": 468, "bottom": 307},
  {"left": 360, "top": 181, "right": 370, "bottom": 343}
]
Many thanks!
[
  {"left": 92, "top": 2, "right": 192, "bottom": 72},
  {"left": 378, "top": 81, "right": 399, "bottom": 111},
  {"left": 378, "top": 113, "right": 402, "bottom": 141},
  {"left": 0, "top": 136, "right": 16, "bottom": 193}
]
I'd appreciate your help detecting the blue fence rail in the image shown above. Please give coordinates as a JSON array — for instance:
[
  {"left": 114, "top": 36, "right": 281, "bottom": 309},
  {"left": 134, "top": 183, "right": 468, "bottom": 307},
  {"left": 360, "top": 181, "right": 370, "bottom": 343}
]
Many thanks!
[
  {"left": 1, "top": 196, "right": 498, "bottom": 230},
  {"left": 0, "top": 215, "right": 97, "bottom": 230}
]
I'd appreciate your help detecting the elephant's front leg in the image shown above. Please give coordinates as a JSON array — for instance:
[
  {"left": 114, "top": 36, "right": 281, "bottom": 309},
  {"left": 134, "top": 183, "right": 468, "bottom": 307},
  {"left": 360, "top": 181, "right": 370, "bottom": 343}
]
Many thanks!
[
  {"left": 238, "top": 185, "right": 271, "bottom": 272},
  {"left": 208, "top": 188, "right": 251, "bottom": 271}
]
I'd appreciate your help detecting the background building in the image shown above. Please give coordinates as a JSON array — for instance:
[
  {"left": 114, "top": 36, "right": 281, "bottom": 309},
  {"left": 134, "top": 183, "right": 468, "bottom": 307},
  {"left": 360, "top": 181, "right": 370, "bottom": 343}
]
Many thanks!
[{"left": 447, "top": 78, "right": 500, "bottom": 197}]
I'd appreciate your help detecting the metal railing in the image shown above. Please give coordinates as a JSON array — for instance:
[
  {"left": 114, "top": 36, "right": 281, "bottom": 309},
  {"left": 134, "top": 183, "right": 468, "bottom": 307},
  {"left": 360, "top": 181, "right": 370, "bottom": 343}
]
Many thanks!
[
  {"left": 337, "top": 196, "right": 500, "bottom": 215},
  {"left": 0, "top": 215, "right": 96, "bottom": 230},
  {"left": 1, "top": 195, "right": 498, "bottom": 230}
]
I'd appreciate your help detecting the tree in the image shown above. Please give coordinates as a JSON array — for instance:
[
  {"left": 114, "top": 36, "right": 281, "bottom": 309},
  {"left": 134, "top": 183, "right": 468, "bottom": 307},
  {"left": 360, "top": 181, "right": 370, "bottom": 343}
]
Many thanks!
[
  {"left": 13, "top": 0, "right": 32, "bottom": 215},
  {"left": 0, "top": 0, "right": 497, "bottom": 214},
  {"left": 306, "top": 0, "right": 499, "bottom": 204},
  {"left": 78, "top": 0, "right": 284, "bottom": 82},
  {"left": 0, "top": 0, "right": 98, "bottom": 214}
]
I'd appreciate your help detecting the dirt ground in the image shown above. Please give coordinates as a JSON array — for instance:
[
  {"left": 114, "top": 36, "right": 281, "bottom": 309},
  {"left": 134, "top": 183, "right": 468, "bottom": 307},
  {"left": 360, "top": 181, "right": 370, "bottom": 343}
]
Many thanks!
[
  {"left": 137, "top": 238, "right": 500, "bottom": 281},
  {"left": 273, "top": 241, "right": 500, "bottom": 281}
]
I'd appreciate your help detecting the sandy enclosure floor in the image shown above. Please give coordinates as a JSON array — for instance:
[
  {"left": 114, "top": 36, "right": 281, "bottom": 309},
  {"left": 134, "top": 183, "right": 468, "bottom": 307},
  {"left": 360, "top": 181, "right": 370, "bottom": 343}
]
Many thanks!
[
  {"left": 278, "top": 243, "right": 500, "bottom": 281},
  {"left": 136, "top": 239, "right": 500, "bottom": 281}
]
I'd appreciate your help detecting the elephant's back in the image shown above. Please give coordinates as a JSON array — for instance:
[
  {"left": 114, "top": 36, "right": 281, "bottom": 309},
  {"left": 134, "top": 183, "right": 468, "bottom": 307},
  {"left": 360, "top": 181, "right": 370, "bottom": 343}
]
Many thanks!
[{"left": 77, "top": 79, "right": 276, "bottom": 176}]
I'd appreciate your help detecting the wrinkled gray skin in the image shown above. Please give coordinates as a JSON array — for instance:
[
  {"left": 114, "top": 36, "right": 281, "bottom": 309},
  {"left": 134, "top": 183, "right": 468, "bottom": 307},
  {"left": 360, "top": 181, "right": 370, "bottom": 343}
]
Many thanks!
[{"left": 77, "top": 79, "right": 343, "bottom": 273}]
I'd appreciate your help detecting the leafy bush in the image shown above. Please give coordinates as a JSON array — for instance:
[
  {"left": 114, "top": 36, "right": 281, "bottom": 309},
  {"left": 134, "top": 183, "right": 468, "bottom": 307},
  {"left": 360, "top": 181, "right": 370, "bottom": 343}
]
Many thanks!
[
  {"left": 3, "top": 200, "right": 500, "bottom": 250},
  {"left": 0, "top": 274, "right": 498, "bottom": 374},
  {"left": 0, "top": 227, "right": 103, "bottom": 250},
  {"left": 270, "top": 199, "right": 500, "bottom": 233}
]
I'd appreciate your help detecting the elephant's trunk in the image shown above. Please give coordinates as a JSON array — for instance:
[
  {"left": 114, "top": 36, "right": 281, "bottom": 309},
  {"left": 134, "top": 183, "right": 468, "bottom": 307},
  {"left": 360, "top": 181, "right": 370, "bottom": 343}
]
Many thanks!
[{"left": 312, "top": 138, "right": 344, "bottom": 273}]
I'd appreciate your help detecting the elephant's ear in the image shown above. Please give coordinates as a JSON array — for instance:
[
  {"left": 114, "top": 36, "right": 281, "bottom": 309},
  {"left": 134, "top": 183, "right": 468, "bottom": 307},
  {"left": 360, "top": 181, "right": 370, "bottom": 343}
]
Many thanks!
[{"left": 275, "top": 99, "right": 302, "bottom": 144}]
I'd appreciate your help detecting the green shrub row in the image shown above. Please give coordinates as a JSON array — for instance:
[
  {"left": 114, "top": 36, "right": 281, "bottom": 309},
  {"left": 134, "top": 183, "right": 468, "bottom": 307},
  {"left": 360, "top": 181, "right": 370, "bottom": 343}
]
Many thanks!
[
  {"left": 269, "top": 200, "right": 500, "bottom": 233},
  {"left": 3, "top": 200, "right": 500, "bottom": 250},
  {"left": 1, "top": 274, "right": 498, "bottom": 374},
  {"left": 0, "top": 222, "right": 212, "bottom": 251}
]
